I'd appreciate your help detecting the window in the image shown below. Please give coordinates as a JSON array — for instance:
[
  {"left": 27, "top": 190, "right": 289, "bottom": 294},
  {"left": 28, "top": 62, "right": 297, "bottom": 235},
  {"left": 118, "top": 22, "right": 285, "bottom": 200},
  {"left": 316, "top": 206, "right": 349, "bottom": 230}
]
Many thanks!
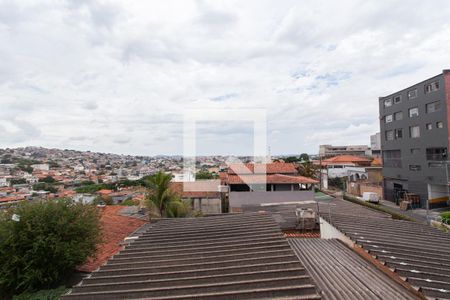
[
  {"left": 436, "top": 121, "right": 444, "bottom": 129},
  {"left": 408, "top": 89, "right": 418, "bottom": 99},
  {"left": 385, "top": 130, "right": 394, "bottom": 141},
  {"left": 393, "top": 95, "right": 402, "bottom": 104},
  {"left": 410, "top": 126, "right": 420, "bottom": 138},
  {"left": 383, "top": 150, "right": 402, "bottom": 168},
  {"left": 394, "top": 111, "right": 403, "bottom": 121},
  {"left": 410, "top": 148, "right": 420, "bottom": 155},
  {"left": 409, "top": 107, "right": 419, "bottom": 117},
  {"left": 429, "top": 162, "right": 444, "bottom": 168},
  {"left": 385, "top": 115, "right": 393, "bottom": 123},
  {"left": 409, "top": 165, "right": 421, "bottom": 171},
  {"left": 425, "top": 81, "right": 439, "bottom": 93},
  {"left": 426, "top": 123, "right": 432, "bottom": 130},
  {"left": 395, "top": 128, "right": 403, "bottom": 139},
  {"left": 426, "top": 148, "right": 447, "bottom": 161},
  {"left": 426, "top": 101, "right": 441, "bottom": 113},
  {"left": 384, "top": 98, "right": 392, "bottom": 107}
]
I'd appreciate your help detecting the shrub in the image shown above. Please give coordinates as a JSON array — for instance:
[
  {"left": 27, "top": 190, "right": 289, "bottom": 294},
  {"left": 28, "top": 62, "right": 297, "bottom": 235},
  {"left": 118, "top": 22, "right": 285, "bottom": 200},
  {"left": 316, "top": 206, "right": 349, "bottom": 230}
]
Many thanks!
[
  {"left": 440, "top": 211, "right": 450, "bottom": 224},
  {"left": 121, "top": 198, "right": 138, "bottom": 206},
  {"left": 0, "top": 199, "right": 101, "bottom": 297},
  {"left": 13, "top": 286, "right": 68, "bottom": 300},
  {"left": 343, "top": 194, "right": 416, "bottom": 222}
]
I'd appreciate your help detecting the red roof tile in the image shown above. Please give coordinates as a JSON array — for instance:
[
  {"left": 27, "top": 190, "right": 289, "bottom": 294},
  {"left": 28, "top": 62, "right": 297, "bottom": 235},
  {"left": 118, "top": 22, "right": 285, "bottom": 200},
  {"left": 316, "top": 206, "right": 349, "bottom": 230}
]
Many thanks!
[
  {"left": 77, "top": 206, "right": 146, "bottom": 273},
  {"left": 227, "top": 162, "right": 297, "bottom": 175},
  {"left": 226, "top": 174, "right": 318, "bottom": 184},
  {"left": 371, "top": 157, "right": 382, "bottom": 166},
  {"left": 170, "top": 181, "right": 221, "bottom": 198},
  {"left": 321, "top": 155, "right": 372, "bottom": 166},
  {"left": 97, "top": 189, "right": 113, "bottom": 195}
]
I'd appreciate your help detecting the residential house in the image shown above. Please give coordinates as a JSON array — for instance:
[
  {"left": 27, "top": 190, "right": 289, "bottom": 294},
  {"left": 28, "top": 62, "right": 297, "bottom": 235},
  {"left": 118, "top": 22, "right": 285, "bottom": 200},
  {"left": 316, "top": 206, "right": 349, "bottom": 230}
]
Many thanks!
[
  {"left": 219, "top": 162, "right": 318, "bottom": 212},
  {"left": 0, "top": 177, "right": 8, "bottom": 187},
  {"left": 318, "top": 155, "right": 372, "bottom": 189},
  {"left": 346, "top": 157, "right": 383, "bottom": 200},
  {"left": 170, "top": 180, "right": 222, "bottom": 214}
]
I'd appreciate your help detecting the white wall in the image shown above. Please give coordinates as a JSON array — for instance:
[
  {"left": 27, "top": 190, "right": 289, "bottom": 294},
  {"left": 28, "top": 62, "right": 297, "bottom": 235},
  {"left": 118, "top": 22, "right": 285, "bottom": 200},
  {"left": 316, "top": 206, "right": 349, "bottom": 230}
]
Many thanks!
[
  {"left": 229, "top": 190, "right": 315, "bottom": 208},
  {"left": 427, "top": 184, "right": 448, "bottom": 200},
  {"left": 320, "top": 217, "right": 354, "bottom": 247}
]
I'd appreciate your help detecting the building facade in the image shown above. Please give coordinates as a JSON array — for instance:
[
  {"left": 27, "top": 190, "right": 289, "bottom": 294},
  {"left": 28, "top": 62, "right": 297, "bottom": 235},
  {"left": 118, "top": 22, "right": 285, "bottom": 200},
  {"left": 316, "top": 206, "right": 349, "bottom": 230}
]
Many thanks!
[
  {"left": 379, "top": 69, "right": 450, "bottom": 208},
  {"left": 219, "top": 162, "right": 318, "bottom": 212},
  {"left": 370, "top": 132, "right": 381, "bottom": 157},
  {"left": 319, "top": 144, "right": 371, "bottom": 157}
]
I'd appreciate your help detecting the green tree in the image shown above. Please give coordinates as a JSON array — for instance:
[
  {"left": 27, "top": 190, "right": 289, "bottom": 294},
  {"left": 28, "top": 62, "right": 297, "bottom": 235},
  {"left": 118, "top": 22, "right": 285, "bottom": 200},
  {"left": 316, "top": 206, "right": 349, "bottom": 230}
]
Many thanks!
[
  {"left": 0, "top": 199, "right": 101, "bottom": 297},
  {"left": 145, "top": 171, "right": 189, "bottom": 218},
  {"left": 195, "top": 170, "right": 216, "bottom": 180},
  {"left": 284, "top": 156, "right": 300, "bottom": 163},
  {"left": 39, "top": 176, "right": 56, "bottom": 184},
  {"left": 297, "top": 161, "right": 317, "bottom": 178},
  {"left": 299, "top": 153, "right": 310, "bottom": 162},
  {"left": 10, "top": 178, "right": 26, "bottom": 185},
  {"left": 32, "top": 183, "right": 58, "bottom": 193}
]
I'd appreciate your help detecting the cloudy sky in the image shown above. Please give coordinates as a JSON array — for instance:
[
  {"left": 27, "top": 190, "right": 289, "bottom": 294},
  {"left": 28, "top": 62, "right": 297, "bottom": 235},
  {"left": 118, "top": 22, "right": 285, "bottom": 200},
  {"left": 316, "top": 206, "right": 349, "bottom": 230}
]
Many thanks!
[{"left": 1, "top": 0, "right": 450, "bottom": 156}]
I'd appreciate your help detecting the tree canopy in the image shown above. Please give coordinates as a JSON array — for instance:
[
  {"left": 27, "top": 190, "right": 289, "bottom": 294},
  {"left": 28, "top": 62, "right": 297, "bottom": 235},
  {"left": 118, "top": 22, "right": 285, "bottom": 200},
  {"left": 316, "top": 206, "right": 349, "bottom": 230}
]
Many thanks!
[{"left": 0, "top": 199, "right": 101, "bottom": 297}]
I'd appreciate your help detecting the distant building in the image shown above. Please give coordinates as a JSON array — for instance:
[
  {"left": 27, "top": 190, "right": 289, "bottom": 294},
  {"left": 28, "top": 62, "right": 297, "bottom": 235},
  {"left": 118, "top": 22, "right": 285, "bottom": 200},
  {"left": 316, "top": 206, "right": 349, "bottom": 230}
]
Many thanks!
[
  {"left": 346, "top": 158, "right": 383, "bottom": 200},
  {"left": 0, "top": 177, "right": 8, "bottom": 187},
  {"left": 31, "top": 164, "right": 49, "bottom": 171},
  {"left": 319, "top": 144, "right": 371, "bottom": 157},
  {"left": 219, "top": 162, "right": 318, "bottom": 212},
  {"left": 318, "top": 155, "right": 372, "bottom": 189},
  {"left": 370, "top": 133, "right": 381, "bottom": 157},
  {"left": 170, "top": 180, "right": 222, "bottom": 214},
  {"left": 379, "top": 69, "right": 450, "bottom": 208},
  {"left": 172, "top": 171, "right": 195, "bottom": 182},
  {"left": 73, "top": 194, "right": 96, "bottom": 204}
]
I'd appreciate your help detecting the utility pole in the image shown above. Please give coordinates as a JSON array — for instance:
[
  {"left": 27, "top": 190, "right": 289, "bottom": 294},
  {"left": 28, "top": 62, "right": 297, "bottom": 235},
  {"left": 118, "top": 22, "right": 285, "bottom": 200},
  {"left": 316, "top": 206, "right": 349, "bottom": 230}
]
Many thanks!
[{"left": 319, "top": 154, "right": 322, "bottom": 190}]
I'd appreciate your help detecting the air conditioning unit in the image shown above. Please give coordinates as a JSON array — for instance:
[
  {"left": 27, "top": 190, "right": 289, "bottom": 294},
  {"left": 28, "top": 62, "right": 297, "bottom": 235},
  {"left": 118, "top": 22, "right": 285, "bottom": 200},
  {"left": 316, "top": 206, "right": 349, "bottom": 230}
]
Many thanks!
[{"left": 295, "top": 208, "right": 316, "bottom": 230}]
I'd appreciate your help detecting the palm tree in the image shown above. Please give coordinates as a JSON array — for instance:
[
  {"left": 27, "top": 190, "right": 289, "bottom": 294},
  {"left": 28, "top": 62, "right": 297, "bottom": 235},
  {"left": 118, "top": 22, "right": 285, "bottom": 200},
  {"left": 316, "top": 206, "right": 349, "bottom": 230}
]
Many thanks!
[
  {"left": 297, "top": 161, "right": 317, "bottom": 178},
  {"left": 145, "top": 171, "right": 190, "bottom": 218}
]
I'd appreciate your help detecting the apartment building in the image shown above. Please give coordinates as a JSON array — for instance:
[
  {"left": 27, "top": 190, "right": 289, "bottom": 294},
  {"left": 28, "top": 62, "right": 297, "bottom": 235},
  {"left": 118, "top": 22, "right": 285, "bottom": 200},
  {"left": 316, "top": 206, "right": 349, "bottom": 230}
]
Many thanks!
[
  {"left": 370, "top": 132, "right": 381, "bottom": 157},
  {"left": 319, "top": 144, "right": 371, "bottom": 157},
  {"left": 379, "top": 69, "right": 450, "bottom": 208}
]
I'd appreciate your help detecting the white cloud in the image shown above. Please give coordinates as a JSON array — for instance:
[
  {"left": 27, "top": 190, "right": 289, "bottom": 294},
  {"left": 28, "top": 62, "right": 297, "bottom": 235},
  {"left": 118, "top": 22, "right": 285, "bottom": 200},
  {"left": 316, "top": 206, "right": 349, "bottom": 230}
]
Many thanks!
[{"left": 1, "top": 0, "right": 450, "bottom": 155}]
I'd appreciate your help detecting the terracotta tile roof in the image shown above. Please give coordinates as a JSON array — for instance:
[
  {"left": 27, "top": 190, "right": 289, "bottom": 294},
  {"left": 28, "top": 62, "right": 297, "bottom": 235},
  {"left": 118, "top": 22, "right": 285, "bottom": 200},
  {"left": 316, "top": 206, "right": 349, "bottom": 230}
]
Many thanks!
[
  {"left": 170, "top": 181, "right": 221, "bottom": 198},
  {"left": 77, "top": 206, "right": 146, "bottom": 273},
  {"left": 226, "top": 174, "right": 318, "bottom": 184},
  {"left": 97, "top": 189, "right": 113, "bottom": 196},
  {"left": 371, "top": 157, "right": 382, "bottom": 166},
  {"left": 0, "top": 196, "right": 25, "bottom": 202},
  {"left": 321, "top": 155, "right": 372, "bottom": 166},
  {"left": 227, "top": 162, "right": 297, "bottom": 175},
  {"left": 283, "top": 231, "right": 320, "bottom": 238}
]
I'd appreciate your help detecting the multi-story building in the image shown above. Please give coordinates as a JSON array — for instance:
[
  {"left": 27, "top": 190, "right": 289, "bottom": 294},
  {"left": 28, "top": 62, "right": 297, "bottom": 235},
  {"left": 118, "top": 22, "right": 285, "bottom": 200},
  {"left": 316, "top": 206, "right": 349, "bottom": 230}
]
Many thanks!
[
  {"left": 319, "top": 144, "right": 371, "bottom": 157},
  {"left": 370, "top": 132, "right": 381, "bottom": 157},
  {"left": 379, "top": 69, "right": 450, "bottom": 208}
]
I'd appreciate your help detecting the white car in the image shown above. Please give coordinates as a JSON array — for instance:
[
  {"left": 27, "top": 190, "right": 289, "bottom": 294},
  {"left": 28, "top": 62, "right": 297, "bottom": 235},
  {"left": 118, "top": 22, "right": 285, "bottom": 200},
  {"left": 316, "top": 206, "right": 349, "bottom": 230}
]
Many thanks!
[{"left": 362, "top": 192, "right": 379, "bottom": 204}]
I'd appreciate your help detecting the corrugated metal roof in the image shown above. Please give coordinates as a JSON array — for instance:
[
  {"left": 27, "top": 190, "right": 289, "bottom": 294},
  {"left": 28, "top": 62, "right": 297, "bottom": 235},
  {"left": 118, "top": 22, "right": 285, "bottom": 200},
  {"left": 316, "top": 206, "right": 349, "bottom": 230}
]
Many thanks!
[
  {"left": 62, "top": 213, "right": 322, "bottom": 300},
  {"left": 322, "top": 213, "right": 450, "bottom": 299},
  {"left": 242, "top": 197, "right": 389, "bottom": 230},
  {"left": 288, "top": 238, "right": 419, "bottom": 300}
]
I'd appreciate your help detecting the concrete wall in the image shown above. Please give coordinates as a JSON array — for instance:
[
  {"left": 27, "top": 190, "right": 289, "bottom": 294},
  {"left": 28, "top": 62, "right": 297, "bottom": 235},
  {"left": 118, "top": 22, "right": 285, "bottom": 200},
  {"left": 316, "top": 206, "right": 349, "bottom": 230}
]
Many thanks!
[
  {"left": 229, "top": 190, "right": 315, "bottom": 208},
  {"left": 379, "top": 72, "right": 449, "bottom": 206},
  {"left": 192, "top": 198, "right": 221, "bottom": 214},
  {"left": 320, "top": 217, "right": 354, "bottom": 247}
]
